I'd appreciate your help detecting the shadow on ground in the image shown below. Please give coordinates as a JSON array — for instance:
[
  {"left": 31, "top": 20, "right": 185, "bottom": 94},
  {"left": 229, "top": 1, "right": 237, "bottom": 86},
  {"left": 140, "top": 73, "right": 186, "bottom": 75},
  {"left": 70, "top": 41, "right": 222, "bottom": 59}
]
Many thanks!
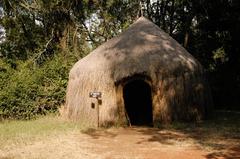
[
  {"left": 82, "top": 111, "right": 240, "bottom": 159},
  {"left": 205, "top": 146, "right": 240, "bottom": 159},
  {"left": 81, "top": 128, "right": 118, "bottom": 139}
]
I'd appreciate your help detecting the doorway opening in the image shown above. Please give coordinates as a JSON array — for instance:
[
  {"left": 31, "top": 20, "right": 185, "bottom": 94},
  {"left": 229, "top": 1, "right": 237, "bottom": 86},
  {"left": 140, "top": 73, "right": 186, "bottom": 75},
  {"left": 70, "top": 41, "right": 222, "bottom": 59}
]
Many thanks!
[{"left": 123, "top": 80, "right": 153, "bottom": 126}]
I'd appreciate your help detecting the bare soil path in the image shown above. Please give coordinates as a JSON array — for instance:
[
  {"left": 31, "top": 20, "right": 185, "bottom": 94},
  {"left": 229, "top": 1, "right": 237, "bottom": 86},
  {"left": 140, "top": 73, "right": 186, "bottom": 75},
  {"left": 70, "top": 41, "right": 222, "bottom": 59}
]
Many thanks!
[{"left": 1, "top": 127, "right": 239, "bottom": 159}]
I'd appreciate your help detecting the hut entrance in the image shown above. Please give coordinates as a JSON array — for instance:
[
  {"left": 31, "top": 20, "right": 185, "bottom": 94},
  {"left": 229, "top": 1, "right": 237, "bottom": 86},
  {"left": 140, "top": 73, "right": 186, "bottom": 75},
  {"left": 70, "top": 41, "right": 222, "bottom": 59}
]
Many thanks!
[{"left": 123, "top": 80, "right": 153, "bottom": 126}]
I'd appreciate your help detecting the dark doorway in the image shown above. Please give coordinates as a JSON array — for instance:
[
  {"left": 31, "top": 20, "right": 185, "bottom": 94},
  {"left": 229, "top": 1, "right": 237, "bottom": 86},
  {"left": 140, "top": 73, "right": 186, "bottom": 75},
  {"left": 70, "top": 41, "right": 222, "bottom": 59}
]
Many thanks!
[{"left": 123, "top": 80, "right": 153, "bottom": 126}]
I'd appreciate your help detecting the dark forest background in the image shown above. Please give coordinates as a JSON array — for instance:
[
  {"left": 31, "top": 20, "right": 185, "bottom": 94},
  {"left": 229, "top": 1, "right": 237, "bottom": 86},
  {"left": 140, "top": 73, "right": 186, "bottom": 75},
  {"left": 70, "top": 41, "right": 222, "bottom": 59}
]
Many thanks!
[{"left": 0, "top": 0, "right": 239, "bottom": 119}]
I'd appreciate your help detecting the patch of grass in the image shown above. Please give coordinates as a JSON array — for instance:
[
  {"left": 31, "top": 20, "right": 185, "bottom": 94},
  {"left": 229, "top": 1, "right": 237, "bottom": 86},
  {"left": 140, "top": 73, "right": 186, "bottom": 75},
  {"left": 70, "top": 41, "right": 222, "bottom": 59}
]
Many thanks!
[
  {"left": 167, "top": 110, "right": 240, "bottom": 150},
  {"left": 163, "top": 110, "right": 240, "bottom": 132},
  {"left": 0, "top": 114, "right": 86, "bottom": 147}
]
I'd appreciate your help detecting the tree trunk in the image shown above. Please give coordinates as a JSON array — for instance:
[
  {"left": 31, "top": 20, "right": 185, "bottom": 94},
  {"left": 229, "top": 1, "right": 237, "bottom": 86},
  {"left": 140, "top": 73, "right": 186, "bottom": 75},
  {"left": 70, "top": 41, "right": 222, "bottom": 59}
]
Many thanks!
[{"left": 184, "top": 32, "right": 189, "bottom": 48}]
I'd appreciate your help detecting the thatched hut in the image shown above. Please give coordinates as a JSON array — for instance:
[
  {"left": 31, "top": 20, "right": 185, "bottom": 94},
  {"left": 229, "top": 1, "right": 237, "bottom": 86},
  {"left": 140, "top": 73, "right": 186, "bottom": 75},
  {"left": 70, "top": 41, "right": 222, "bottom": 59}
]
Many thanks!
[{"left": 62, "top": 17, "right": 212, "bottom": 127}]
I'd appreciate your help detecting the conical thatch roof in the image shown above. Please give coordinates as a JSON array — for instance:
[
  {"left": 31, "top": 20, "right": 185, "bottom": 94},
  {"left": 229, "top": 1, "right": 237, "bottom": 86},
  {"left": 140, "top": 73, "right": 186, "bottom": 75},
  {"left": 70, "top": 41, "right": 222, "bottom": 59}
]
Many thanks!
[
  {"left": 62, "top": 17, "right": 212, "bottom": 127},
  {"left": 71, "top": 17, "right": 200, "bottom": 81}
]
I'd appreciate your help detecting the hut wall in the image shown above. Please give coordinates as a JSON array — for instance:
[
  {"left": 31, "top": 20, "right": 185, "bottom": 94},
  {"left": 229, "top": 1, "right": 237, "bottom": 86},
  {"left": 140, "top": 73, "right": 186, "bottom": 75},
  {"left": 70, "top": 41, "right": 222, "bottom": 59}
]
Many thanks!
[
  {"left": 63, "top": 69, "right": 212, "bottom": 127},
  {"left": 152, "top": 72, "right": 213, "bottom": 125},
  {"left": 63, "top": 70, "right": 120, "bottom": 127}
]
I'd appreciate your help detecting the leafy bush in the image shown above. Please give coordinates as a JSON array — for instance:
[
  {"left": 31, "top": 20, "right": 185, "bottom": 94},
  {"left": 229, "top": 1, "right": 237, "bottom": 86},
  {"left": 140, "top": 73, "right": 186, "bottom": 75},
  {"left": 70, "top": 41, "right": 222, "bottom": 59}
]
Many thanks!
[{"left": 0, "top": 53, "right": 77, "bottom": 119}]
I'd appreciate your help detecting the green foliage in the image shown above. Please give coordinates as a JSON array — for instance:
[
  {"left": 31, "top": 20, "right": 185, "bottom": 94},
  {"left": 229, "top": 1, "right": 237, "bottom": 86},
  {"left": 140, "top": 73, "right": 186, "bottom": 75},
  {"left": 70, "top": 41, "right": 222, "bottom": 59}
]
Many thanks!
[
  {"left": 213, "top": 47, "right": 228, "bottom": 63},
  {"left": 0, "top": 53, "right": 77, "bottom": 119},
  {"left": 0, "top": 1, "right": 46, "bottom": 59}
]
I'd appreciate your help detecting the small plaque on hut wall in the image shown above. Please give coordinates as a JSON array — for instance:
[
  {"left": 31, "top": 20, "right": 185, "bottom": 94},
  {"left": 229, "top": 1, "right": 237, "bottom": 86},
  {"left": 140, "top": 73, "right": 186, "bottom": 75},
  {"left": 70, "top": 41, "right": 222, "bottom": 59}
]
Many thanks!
[{"left": 89, "top": 92, "right": 102, "bottom": 98}]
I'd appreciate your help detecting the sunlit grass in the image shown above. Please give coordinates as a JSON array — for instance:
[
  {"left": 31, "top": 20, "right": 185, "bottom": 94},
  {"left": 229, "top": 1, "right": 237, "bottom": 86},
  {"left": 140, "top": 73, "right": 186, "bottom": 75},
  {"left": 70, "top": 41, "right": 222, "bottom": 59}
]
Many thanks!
[{"left": 0, "top": 114, "right": 86, "bottom": 147}]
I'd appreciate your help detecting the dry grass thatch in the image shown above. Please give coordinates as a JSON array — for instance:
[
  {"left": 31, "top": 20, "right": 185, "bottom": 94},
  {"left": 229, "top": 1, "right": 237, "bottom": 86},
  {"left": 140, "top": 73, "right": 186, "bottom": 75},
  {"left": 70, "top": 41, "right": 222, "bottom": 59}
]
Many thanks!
[{"left": 61, "top": 17, "right": 213, "bottom": 127}]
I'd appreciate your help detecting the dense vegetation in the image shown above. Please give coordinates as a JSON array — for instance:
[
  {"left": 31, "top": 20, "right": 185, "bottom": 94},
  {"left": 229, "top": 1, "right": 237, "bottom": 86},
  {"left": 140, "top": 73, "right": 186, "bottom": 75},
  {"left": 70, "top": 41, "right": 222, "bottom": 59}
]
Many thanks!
[{"left": 0, "top": 0, "right": 239, "bottom": 119}]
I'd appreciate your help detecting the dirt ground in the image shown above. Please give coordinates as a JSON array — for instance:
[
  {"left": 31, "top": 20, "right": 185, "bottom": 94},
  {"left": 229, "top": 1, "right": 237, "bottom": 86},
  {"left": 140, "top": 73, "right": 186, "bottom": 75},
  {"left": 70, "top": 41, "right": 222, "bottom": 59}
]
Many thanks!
[{"left": 1, "top": 127, "right": 239, "bottom": 159}]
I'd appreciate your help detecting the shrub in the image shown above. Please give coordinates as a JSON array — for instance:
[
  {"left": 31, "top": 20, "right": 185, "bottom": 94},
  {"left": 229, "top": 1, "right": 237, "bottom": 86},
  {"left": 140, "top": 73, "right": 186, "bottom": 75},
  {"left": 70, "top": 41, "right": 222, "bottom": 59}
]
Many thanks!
[{"left": 0, "top": 53, "right": 77, "bottom": 119}]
